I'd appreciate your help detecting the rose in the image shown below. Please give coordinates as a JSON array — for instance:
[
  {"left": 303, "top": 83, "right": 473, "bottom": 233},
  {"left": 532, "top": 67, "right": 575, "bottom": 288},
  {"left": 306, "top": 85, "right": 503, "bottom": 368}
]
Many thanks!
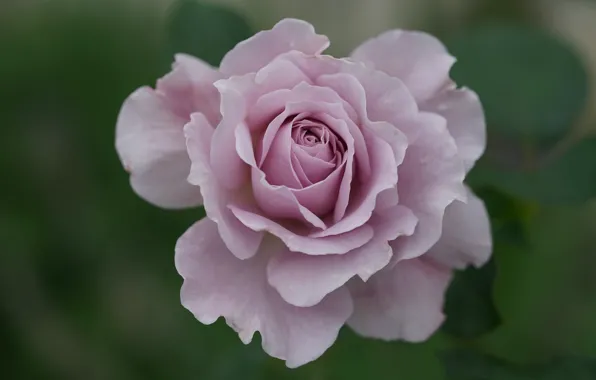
[{"left": 116, "top": 19, "right": 492, "bottom": 367}]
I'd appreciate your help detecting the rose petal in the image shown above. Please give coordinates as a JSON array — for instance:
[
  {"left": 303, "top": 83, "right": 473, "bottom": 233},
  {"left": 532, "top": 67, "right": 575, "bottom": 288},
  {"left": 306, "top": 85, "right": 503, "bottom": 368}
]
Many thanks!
[
  {"left": 347, "top": 258, "right": 452, "bottom": 341},
  {"left": 261, "top": 122, "right": 303, "bottom": 188},
  {"left": 426, "top": 187, "right": 492, "bottom": 269},
  {"left": 351, "top": 30, "right": 456, "bottom": 102},
  {"left": 185, "top": 114, "right": 263, "bottom": 259},
  {"left": 267, "top": 238, "right": 392, "bottom": 308},
  {"left": 229, "top": 205, "right": 374, "bottom": 255},
  {"left": 370, "top": 205, "right": 418, "bottom": 241},
  {"left": 292, "top": 144, "right": 336, "bottom": 183},
  {"left": 311, "top": 129, "right": 401, "bottom": 238},
  {"left": 238, "top": 121, "right": 328, "bottom": 228},
  {"left": 291, "top": 152, "right": 313, "bottom": 187},
  {"left": 176, "top": 219, "right": 353, "bottom": 368},
  {"left": 209, "top": 84, "right": 250, "bottom": 189},
  {"left": 317, "top": 70, "right": 418, "bottom": 125},
  {"left": 291, "top": 162, "right": 345, "bottom": 216},
  {"left": 157, "top": 53, "right": 223, "bottom": 126},
  {"left": 220, "top": 19, "right": 330, "bottom": 76},
  {"left": 422, "top": 88, "right": 486, "bottom": 172},
  {"left": 390, "top": 112, "right": 466, "bottom": 262},
  {"left": 252, "top": 167, "right": 327, "bottom": 230},
  {"left": 252, "top": 82, "right": 364, "bottom": 171},
  {"left": 317, "top": 70, "right": 415, "bottom": 164},
  {"left": 116, "top": 87, "right": 202, "bottom": 209}
]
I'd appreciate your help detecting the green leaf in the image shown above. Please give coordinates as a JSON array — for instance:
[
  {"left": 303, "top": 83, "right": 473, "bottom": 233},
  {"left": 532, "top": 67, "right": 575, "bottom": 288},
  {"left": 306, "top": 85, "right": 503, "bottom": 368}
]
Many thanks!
[
  {"left": 442, "top": 257, "right": 502, "bottom": 339},
  {"left": 471, "top": 137, "right": 596, "bottom": 204},
  {"left": 448, "top": 24, "right": 588, "bottom": 141},
  {"left": 166, "top": 0, "right": 253, "bottom": 66},
  {"left": 441, "top": 350, "right": 596, "bottom": 380}
]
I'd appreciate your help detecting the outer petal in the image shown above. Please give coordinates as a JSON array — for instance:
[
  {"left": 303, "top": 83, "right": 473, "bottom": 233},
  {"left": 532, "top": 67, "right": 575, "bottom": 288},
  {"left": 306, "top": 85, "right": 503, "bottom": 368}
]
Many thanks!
[
  {"left": 229, "top": 205, "right": 374, "bottom": 255},
  {"left": 209, "top": 84, "right": 251, "bottom": 190},
  {"left": 390, "top": 112, "right": 466, "bottom": 262},
  {"left": 176, "top": 219, "right": 353, "bottom": 368},
  {"left": 347, "top": 258, "right": 452, "bottom": 342},
  {"left": 157, "top": 54, "right": 223, "bottom": 126},
  {"left": 351, "top": 30, "right": 456, "bottom": 102},
  {"left": 220, "top": 19, "right": 330, "bottom": 76},
  {"left": 267, "top": 239, "right": 391, "bottom": 308},
  {"left": 267, "top": 207, "right": 417, "bottom": 308},
  {"left": 185, "top": 114, "right": 263, "bottom": 259},
  {"left": 116, "top": 87, "right": 202, "bottom": 209},
  {"left": 422, "top": 88, "right": 486, "bottom": 173},
  {"left": 426, "top": 187, "right": 492, "bottom": 269}
]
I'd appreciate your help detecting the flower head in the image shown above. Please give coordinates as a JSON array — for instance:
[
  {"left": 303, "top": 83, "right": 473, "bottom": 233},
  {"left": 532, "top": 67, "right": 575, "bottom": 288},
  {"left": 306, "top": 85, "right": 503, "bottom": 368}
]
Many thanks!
[{"left": 116, "top": 18, "right": 492, "bottom": 368}]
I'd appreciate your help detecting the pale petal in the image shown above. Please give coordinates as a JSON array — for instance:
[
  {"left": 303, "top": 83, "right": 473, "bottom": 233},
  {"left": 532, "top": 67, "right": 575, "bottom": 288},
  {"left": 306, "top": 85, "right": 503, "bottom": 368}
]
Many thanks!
[
  {"left": 267, "top": 239, "right": 392, "bottom": 307},
  {"left": 290, "top": 163, "right": 344, "bottom": 217},
  {"left": 422, "top": 88, "right": 486, "bottom": 172},
  {"left": 292, "top": 145, "right": 336, "bottom": 183},
  {"left": 347, "top": 258, "right": 452, "bottom": 342},
  {"left": 351, "top": 30, "right": 456, "bottom": 102},
  {"left": 220, "top": 19, "right": 330, "bottom": 76},
  {"left": 157, "top": 53, "right": 223, "bottom": 126},
  {"left": 229, "top": 205, "right": 374, "bottom": 255},
  {"left": 370, "top": 205, "right": 418, "bottom": 241},
  {"left": 209, "top": 84, "right": 250, "bottom": 189},
  {"left": 261, "top": 122, "right": 303, "bottom": 188},
  {"left": 116, "top": 87, "right": 202, "bottom": 209},
  {"left": 185, "top": 114, "right": 263, "bottom": 259},
  {"left": 426, "top": 187, "right": 492, "bottom": 269},
  {"left": 252, "top": 168, "right": 327, "bottom": 229},
  {"left": 311, "top": 129, "right": 400, "bottom": 238},
  {"left": 390, "top": 112, "right": 466, "bottom": 262},
  {"left": 175, "top": 219, "right": 353, "bottom": 368}
]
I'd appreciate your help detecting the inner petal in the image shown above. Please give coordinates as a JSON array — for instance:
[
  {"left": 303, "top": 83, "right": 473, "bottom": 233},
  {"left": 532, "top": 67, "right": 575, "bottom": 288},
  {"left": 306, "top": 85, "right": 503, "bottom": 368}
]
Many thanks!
[{"left": 289, "top": 116, "right": 346, "bottom": 185}]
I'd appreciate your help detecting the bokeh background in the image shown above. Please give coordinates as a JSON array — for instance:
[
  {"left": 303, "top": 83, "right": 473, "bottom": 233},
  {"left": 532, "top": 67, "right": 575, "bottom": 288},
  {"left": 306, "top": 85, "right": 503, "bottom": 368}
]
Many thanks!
[{"left": 2, "top": 0, "right": 596, "bottom": 379}]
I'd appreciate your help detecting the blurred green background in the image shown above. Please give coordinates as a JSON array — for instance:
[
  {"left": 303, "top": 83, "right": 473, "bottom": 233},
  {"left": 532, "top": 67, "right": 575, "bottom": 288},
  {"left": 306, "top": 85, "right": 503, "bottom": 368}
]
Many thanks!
[{"left": 1, "top": 0, "right": 596, "bottom": 379}]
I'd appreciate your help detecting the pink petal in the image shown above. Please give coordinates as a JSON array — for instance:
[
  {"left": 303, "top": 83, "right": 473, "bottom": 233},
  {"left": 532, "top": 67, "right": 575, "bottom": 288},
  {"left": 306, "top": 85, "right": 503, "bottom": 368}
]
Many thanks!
[
  {"left": 351, "top": 30, "right": 456, "bottom": 102},
  {"left": 390, "top": 112, "right": 466, "bottom": 262},
  {"left": 369, "top": 205, "right": 418, "bottom": 241},
  {"left": 291, "top": 152, "right": 313, "bottom": 187},
  {"left": 261, "top": 122, "right": 303, "bottom": 188},
  {"left": 252, "top": 167, "right": 327, "bottom": 230},
  {"left": 422, "top": 88, "right": 486, "bottom": 173},
  {"left": 185, "top": 114, "right": 263, "bottom": 259},
  {"left": 311, "top": 129, "right": 400, "bottom": 238},
  {"left": 237, "top": 121, "right": 328, "bottom": 228},
  {"left": 267, "top": 238, "right": 392, "bottom": 307},
  {"left": 426, "top": 187, "right": 492, "bottom": 269},
  {"left": 209, "top": 84, "right": 250, "bottom": 189},
  {"left": 229, "top": 205, "right": 374, "bottom": 255},
  {"left": 347, "top": 258, "right": 452, "bottom": 341},
  {"left": 157, "top": 54, "right": 223, "bottom": 126},
  {"left": 220, "top": 19, "right": 330, "bottom": 76},
  {"left": 116, "top": 87, "right": 202, "bottom": 209},
  {"left": 317, "top": 69, "right": 415, "bottom": 166},
  {"left": 317, "top": 70, "right": 418, "bottom": 125},
  {"left": 251, "top": 82, "right": 362, "bottom": 166},
  {"left": 290, "top": 162, "right": 345, "bottom": 216},
  {"left": 175, "top": 218, "right": 353, "bottom": 368},
  {"left": 292, "top": 145, "right": 336, "bottom": 183}
]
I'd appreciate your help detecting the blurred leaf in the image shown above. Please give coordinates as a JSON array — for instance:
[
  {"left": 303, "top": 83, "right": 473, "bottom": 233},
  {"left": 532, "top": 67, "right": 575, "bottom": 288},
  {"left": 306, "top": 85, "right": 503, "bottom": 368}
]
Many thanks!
[
  {"left": 471, "top": 138, "right": 596, "bottom": 204},
  {"left": 441, "top": 349, "right": 596, "bottom": 380},
  {"left": 448, "top": 24, "right": 588, "bottom": 141},
  {"left": 442, "top": 257, "right": 501, "bottom": 339},
  {"left": 166, "top": 0, "right": 253, "bottom": 66},
  {"left": 473, "top": 187, "right": 529, "bottom": 247}
]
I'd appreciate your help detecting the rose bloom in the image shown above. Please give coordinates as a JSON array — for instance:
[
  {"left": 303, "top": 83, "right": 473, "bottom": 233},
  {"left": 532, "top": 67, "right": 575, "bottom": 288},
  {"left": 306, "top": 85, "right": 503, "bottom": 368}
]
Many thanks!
[{"left": 116, "top": 19, "right": 491, "bottom": 367}]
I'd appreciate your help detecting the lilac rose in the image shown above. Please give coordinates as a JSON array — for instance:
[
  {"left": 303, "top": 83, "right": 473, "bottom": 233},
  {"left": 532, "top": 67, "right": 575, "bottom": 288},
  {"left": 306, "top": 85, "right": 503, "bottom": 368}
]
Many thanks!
[{"left": 116, "top": 18, "right": 492, "bottom": 367}]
